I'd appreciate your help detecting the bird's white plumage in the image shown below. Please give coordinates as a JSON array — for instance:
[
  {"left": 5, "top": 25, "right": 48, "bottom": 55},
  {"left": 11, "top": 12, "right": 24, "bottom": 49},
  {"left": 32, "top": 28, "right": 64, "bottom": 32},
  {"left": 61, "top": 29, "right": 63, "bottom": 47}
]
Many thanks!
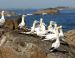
[
  {"left": 21, "top": 20, "right": 39, "bottom": 34},
  {"left": 48, "top": 21, "right": 57, "bottom": 33},
  {"left": 34, "top": 27, "right": 49, "bottom": 36},
  {"left": 51, "top": 27, "right": 60, "bottom": 49},
  {"left": 31, "top": 20, "right": 39, "bottom": 32},
  {"left": 18, "top": 15, "right": 25, "bottom": 28},
  {"left": 42, "top": 23, "right": 58, "bottom": 41},
  {"left": 39, "top": 18, "right": 46, "bottom": 31},
  {"left": 48, "top": 21, "right": 54, "bottom": 32},
  {"left": 0, "top": 11, "right": 5, "bottom": 26},
  {"left": 33, "top": 18, "right": 49, "bottom": 36},
  {"left": 59, "top": 26, "right": 64, "bottom": 41}
]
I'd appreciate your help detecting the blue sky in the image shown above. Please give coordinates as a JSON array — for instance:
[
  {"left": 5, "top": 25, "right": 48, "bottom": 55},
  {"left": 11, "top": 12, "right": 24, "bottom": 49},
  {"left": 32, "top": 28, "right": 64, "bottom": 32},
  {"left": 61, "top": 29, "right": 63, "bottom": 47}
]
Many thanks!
[{"left": 0, "top": 0, "right": 75, "bottom": 9}]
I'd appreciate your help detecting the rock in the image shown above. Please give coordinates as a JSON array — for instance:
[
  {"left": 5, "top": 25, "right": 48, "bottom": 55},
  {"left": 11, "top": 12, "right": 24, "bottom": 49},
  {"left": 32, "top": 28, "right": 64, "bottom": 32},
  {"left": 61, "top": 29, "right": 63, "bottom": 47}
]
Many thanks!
[
  {"left": 0, "top": 29, "right": 75, "bottom": 58},
  {"left": 4, "top": 19, "right": 19, "bottom": 30},
  {"left": 3, "top": 15, "right": 27, "bottom": 32},
  {"left": 64, "top": 29, "right": 75, "bottom": 46},
  {"left": 33, "top": 8, "right": 58, "bottom": 14},
  {"left": 0, "top": 47, "right": 21, "bottom": 58},
  {"left": 23, "top": 43, "right": 46, "bottom": 58},
  {"left": 3, "top": 15, "right": 22, "bottom": 31}
]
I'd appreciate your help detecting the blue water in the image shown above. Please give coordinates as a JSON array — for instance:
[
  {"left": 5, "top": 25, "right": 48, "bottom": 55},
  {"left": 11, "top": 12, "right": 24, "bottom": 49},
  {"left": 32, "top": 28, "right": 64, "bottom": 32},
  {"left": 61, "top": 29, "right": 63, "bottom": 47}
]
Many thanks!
[
  {"left": 25, "top": 14, "right": 75, "bottom": 32},
  {"left": 6, "top": 9, "right": 75, "bottom": 32}
]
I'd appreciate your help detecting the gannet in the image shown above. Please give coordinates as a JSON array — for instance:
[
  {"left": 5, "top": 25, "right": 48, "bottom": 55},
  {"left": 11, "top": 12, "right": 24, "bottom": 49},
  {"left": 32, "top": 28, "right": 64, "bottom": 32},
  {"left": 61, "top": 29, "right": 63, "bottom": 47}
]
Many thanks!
[
  {"left": 0, "top": 11, "right": 5, "bottom": 26},
  {"left": 20, "top": 20, "right": 39, "bottom": 34},
  {"left": 18, "top": 15, "right": 26, "bottom": 28},
  {"left": 49, "top": 27, "right": 60, "bottom": 52},
  {"left": 22, "top": 18, "right": 48, "bottom": 36},
  {"left": 42, "top": 23, "right": 58, "bottom": 41},
  {"left": 32, "top": 18, "right": 50, "bottom": 36},
  {"left": 31, "top": 20, "right": 39, "bottom": 32},
  {"left": 48, "top": 21, "right": 54, "bottom": 32},
  {"left": 39, "top": 18, "right": 46, "bottom": 31},
  {"left": 34, "top": 27, "right": 49, "bottom": 36},
  {"left": 48, "top": 21, "right": 57, "bottom": 33},
  {"left": 59, "top": 26, "right": 65, "bottom": 41}
]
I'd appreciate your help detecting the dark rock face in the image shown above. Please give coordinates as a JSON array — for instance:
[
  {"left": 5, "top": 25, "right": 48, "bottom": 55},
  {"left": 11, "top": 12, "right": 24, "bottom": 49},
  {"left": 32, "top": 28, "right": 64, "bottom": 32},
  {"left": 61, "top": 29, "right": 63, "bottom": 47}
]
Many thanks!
[
  {"left": 3, "top": 15, "right": 22, "bottom": 30},
  {"left": 0, "top": 29, "right": 75, "bottom": 58}
]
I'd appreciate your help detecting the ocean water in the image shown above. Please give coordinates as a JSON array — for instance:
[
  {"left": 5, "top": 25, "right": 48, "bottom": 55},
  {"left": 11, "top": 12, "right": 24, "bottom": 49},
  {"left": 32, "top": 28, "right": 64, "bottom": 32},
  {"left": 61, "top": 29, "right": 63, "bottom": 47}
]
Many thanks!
[
  {"left": 14, "top": 9, "right": 75, "bottom": 32},
  {"left": 25, "top": 14, "right": 75, "bottom": 32},
  {"left": 4, "top": 9, "right": 75, "bottom": 32}
]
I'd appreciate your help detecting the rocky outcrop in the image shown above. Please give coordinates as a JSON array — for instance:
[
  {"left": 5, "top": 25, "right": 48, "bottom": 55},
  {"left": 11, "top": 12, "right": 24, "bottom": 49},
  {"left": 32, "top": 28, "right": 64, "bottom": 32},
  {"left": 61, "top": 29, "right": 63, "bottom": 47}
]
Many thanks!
[
  {"left": 64, "top": 29, "right": 75, "bottom": 47},
  {"left": 0, "top": 47, "right": 21, "bottom": 58},
  {"left": 3, "top": 15, "right": 22, "bottom": 31},
  {"left": 0, "top": 29, "right": 75, "bottom": 58},
  {"left": 33, "top": 8, "right": 58, "bottom": 14},
  {"left": 3, "top": 15, "right": 27, "bottom": 31}
]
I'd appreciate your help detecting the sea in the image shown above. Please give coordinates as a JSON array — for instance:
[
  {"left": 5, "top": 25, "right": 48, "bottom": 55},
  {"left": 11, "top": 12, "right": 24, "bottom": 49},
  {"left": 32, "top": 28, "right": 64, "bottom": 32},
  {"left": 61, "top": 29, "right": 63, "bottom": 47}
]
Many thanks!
[{"left": 5, "top": 9, "right": 75, "bottom": 32}]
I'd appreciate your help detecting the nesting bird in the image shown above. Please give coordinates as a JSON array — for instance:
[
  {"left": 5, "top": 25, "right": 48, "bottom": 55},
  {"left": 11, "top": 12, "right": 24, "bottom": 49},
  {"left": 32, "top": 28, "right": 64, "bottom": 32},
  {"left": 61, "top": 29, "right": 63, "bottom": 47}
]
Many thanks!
[
  {"left": 39, "top": 18, "right": 46, "bottom": 31},
  {"left": 49, "top": 27, "right": 60, "bottom": 52},
  {"left": 42, "top": 23, "right": 58, "bottom": 41},
  {"left": 33, "top": 18, "right": 50, "bottom": 36},
  {"left": 18, "top": 17, "right": 65, "bottom": 52},
  {"left": 20, "top": 20, "right": 39, "bottom": 34},
  {"left": 0, "top": 11, "right": 5, "bottom": 27},
  {"left": 31, "top": 20, "right": 39, "bottom": 32},
  {"left": 48, "top": 21, "right": 56, "bottom": 33},
  {"left": 18, "top": 15, "right": 26, "bottom": 29},
  {"left": 59, "top": 25, "right": 65, "bottom": 41},
  {"left": 34, "top": 27, "right": 49, "bottom": 36}
]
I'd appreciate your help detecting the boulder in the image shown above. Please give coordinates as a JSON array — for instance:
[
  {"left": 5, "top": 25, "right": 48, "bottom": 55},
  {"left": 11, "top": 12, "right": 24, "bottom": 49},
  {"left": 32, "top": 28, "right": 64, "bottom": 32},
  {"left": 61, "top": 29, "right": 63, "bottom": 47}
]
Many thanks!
[
  {"left": 0, "top": 47, "right": 21, "bottom": 58},
  {"left": 64, "top": 29, "right": 75, "bottom": 47},
  {"left": 3, "top": 15, "right": 21, "bottom": 31},
  {"left": 0, "top": 29, "right": 75, "bottom": 58}
]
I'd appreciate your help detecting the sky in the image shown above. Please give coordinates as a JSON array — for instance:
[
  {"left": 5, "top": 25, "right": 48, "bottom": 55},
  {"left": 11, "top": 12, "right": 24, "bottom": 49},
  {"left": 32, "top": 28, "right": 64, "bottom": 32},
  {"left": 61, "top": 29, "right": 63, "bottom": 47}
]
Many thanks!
[{"left": 0, "top": 0, "right": 75, "bottom": 9}]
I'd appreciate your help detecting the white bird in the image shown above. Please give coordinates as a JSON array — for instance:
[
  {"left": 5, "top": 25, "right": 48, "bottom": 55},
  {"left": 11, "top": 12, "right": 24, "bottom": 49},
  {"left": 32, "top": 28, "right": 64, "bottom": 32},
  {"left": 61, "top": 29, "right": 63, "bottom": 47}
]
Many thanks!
[
  {"left": 18, "top": 15, "right": 26, "bottom": 28},
  {"left": 59, "top": 25, "right": 65, "bottom": 41},
  {"left": 48, "top": 21, "right": 57, "bottom": 33},
  {"left": 32, "top": 18, "right": 50, "bottom": 36},
  {"left": 30, "top": 20, "right": 39, "bottom": 32},
  {"left": 34, "top": 27, "right": 49, "bottom": 36},
  {"left": 39, "top": 18, "right": 46, "bottom": 31},
  {"left": 20, "top": 20, "right": 39, "bottom": 34},
  {"left": 42, "top": 23, "right": 58, "bottom": 41},
  {"left": 48, "top": 21, "right": 54, "bottom": 32},
  {"left": 21, "top": 18, "right": 47, "bottom": 36},
  {"left": 49, "top": 27, "right": 60, "bottom": 52},
  {"left": 0, "top": 11, "right": 5, "bottom": 26}
]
